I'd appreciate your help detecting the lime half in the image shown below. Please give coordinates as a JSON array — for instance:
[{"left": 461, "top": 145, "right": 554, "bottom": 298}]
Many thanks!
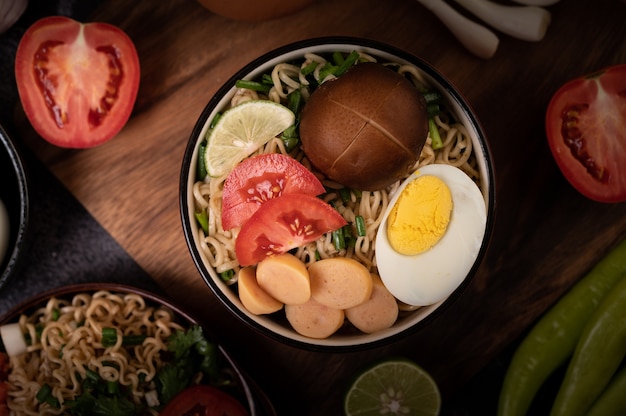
[
  {"left": 204, "top": 100, "right": 295, "bottom": 177},
  {"left": 344, "top": 359, "right": 441, "bottom": 416}
]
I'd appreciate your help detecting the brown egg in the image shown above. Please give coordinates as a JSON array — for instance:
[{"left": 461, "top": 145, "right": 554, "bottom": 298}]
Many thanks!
[
  {"left": 300, "top": 62, "right": 429, "bottom": 191},
  {"left": 196, "top": 0, "right": 315, "bottom": 22}
]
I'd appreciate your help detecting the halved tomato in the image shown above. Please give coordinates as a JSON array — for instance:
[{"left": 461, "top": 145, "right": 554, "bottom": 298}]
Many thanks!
[
  {"left": 235, "top": 193, "right": 347, "bottom": 266},
  {"left": 545, "top": 64, "right": 626, "bottom": 203},
  {"left": 221, "top": 153, "right": 325, "bottom": 230},
  {"left": 15, "top": 16, "right": 140, "bottom": 148},
  {"left": 159, "top": 385, "right": 248, "bottom": 416}
]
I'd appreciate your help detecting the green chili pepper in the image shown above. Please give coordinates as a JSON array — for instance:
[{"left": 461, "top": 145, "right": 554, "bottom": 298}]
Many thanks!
[
  {"left": 497, "top": 237, "right": 626, "bottom": 416},
  {"left": 550, "top": 273, "right": 626, "bottom": 416},
  {"left": 586, "top": 363, "right": 626, "bottom": 416}
]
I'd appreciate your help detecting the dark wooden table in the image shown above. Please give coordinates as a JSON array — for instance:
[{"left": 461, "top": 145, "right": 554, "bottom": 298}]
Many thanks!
[{"left": 5, "top": 0, "right": 626, "bottom": 414}]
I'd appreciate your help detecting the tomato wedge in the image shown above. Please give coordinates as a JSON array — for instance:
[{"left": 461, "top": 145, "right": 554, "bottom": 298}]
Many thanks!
[
  {"left": 235, "top": 193, "right": 347, "bottom": 266},
  {"left": 222, "top": 153, "right": 325, "bottom": 230},
  {"left": 159, "top": 385, "right": 248, "bottom": 416},
  {"left": 545, "top": 64, "right": 626, "bottom": 203},
  {"left": 15, "top": 16, "right": 140, "bottom": 148}
]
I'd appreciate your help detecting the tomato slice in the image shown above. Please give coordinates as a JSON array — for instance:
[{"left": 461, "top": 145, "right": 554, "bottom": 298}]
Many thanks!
[
  {"left": 222, "top": 153, "right": 325, "bottom": 230},
  {"left": 15, "top": 16, "right": 140, "bottom": 148},
  {"left": 545, "top": 64, "right": 626, "bottom": 203},
  {"left": 235, "top": 193, "right": 347, "bottom": 266},
  {"left": 159, "top": 385, "right": 248, "bottom": 416}
]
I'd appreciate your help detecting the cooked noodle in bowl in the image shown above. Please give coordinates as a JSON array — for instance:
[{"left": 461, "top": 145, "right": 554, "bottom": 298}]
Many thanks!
[
  {"left": 0, "top": 284, "right": 255, "bottom": 415},
  {"left": 180, "top": 37, "right": 496, "bottom": 351}
]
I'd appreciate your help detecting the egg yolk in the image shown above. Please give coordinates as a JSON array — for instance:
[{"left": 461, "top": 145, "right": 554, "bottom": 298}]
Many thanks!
[{"left": 386, "top": 175, "right": 452, "bottom": 255}]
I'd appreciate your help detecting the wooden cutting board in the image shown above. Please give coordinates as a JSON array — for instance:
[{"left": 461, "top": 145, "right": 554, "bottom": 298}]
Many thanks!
[{"left": 17, "top": 0, "right": 626, "bottom": 413}]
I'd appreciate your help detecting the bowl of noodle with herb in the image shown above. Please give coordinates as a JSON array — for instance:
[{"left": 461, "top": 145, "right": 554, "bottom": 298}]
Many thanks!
[
  {"left": 180, "top": 37, "right": 496, "bottom": 351},
  {"left": 0, "top": 283, "right": 263, "bottom": 415}
]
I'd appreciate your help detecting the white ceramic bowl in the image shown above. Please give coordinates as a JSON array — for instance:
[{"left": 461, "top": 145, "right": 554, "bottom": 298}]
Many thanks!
[{"left": 180, "top": 37, "right": 496, "bottom": 351}]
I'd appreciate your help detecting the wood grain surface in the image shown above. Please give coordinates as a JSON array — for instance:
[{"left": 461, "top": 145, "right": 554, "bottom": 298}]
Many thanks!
[{"left": 16, "top": 0, "right": 626, "bottom": 414}]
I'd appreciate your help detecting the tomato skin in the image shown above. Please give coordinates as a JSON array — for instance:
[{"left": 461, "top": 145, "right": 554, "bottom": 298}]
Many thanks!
[
  {"left": 235, "top": 193, "right": 347, "bottom": 266},
  {"left": 222, "top": 153, "right": 326, "bottom": 230},
  {"left": 545, "top": 64, "right": 626, "bottom": 203},
  {"left": 159, "top": 385, "right": 249, "bottom": 416},
  {"left": 15, "top": 16, "right": 140, "bottom": 148}
]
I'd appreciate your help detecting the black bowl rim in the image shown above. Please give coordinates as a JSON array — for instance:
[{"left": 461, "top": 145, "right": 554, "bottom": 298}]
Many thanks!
[
  {"left": 179, "top": 36, "right": 497, "bottom": 352},
  {"left": 0, "top": 124, "right": 29, "bottom": 290},
  {"left": 0, "top": 282, "right": 260, "bottom": 415}
]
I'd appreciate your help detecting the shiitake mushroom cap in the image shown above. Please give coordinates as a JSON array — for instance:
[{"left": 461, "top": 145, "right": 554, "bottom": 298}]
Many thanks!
[{"left": 300, "top": 62, "right": 429, "bottom": 191}]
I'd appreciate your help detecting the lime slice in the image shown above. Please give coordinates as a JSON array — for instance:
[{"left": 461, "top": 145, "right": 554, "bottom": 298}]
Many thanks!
[
  {"left": 344, "top": 359, "right": 441, "bottom": 416},
  {"left": 204, "top": 100, "right": 295, "bottom": 177}
]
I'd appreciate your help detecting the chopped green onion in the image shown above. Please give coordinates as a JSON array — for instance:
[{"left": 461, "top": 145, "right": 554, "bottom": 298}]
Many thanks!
[
  {"left": 261, "top": 73, "right": 274, "bottom": 85},
  {"left": 122, "top": 334, "right": 147, "bottom": 346},
  {"left": 427, "top": 103, "right": 441, "bottom": 117},
  {"left": 422, "top": 90, "right": 442, "bottom": 104},
  {"left": 209, "top": 113, "right": 222, "bottom": 129},
  {"left": 36, "top": 383, "right": 60, "bottom": 408},
  {"left": 85, "top": 369, "right": 100, "bottom": 382},
  {"left": 332, "top": 228, "right": 345, "bottom": 250},
  {"left": 101, "top": 327, "right": 118, "bottom": 347},
  {"left": 36, "top": 383, "right": 52, "bottom": 403},
  {"left": 355, "top": 215, "right": 367, "bottom": 237},
  {"left": 220, "top": 269, "right": 235, "bottom": 282},
  {"left": 301, "top": 61, "right": 318, "bottom": 76},
  {"left": 287, "top": 89, "right": 304, "bottom": 115},
  {"left": 281, "top": 136, "right": 300, "bottom": 152},
  {"left": 196, "top": 140, "right": 208, "bottom": 180},
  {"left": 194, "top": 210, "right": 209, "bottom": 235},
  {"left": 51, "top": 308, "right": 60, "bottom": 321},
  {"left": 107, "top": 380, "right": 119, "bottom": 395},
  {"left": 332, "top": 51, "right": 345, "bottom": 65},
  {"left": 334, "top": 50, "right": 360, "bottom": 77},
  {"left": 423, "top": 89, "right": 442, "bottom": 118},
  {"left": 235, "top": 79, "right": 271, "bottom": 93},
  {"left": 339, "top": 188, "right": 352, "bottom": 204},
  {"left": 318, "top": 63, "right": 338, "bottom": 81},
  {"left": 428, "top": 118, "right": 443, "bottom": 150}
]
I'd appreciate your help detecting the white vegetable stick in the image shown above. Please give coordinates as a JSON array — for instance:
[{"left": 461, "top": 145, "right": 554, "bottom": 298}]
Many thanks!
[
  {"left": 415, "top": 0, "right": 499, "bottom": 59},
  {"left": 0, "top": 0, "right": 28, "bottom": 34},
  {"left": 453, "top": 0, "right": 551, "bottom": 41},
  {"left": 0, "top": 323, "right": 28, "bottom": 357}
]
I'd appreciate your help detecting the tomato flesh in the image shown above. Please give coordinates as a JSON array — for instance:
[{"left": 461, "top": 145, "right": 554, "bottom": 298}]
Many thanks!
[
  {"left": 546, "top": 64, "right": 626, "bottom": 202},
  {"left": 221, "top": 153, "right": 325, "bottom": 230},
  {"left": 159, "top": 385, "right": 248, "bottom": 416},
  {"left": 15, "top": 16, "right": 140, "bottom": 148},
  {"left": 235, "top": 193, "right": 347, "bottom": 266}
]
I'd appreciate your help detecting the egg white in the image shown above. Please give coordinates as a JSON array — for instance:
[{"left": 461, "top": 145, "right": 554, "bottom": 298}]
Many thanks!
[{"left": 375, "top": 164, "right": 487, "bottom": 306}]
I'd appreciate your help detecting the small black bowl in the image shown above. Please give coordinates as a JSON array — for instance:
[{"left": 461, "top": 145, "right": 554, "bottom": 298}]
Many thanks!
[{"left": 0, "top": 124, "right": 29, "bottom": 290}]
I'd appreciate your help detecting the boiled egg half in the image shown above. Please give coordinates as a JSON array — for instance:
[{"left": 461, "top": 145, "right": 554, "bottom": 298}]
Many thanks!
[{"left": 375, "top": 164, "right": 487, "bottom": 306}]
